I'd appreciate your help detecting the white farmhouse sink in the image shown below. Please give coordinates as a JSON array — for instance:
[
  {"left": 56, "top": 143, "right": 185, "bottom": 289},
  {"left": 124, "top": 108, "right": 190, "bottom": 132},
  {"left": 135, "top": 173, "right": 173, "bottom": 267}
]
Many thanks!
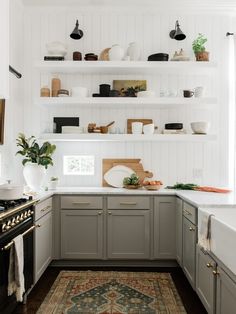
[{"left": 198, "top": 207, "right": 236, "bottom": 275}]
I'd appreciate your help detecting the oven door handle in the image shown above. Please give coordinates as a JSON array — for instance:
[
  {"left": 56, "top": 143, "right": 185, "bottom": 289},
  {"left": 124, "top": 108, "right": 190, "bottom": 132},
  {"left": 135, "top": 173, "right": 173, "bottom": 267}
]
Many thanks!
[{"left": 1, "top": 224, "right": 41, "bottom": 251}]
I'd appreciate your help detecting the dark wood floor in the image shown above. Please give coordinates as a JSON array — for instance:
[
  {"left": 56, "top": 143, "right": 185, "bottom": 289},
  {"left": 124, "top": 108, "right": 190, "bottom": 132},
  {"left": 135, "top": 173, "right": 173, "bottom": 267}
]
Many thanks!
[{"left": 14, "top": 266, "right": 207, "bottom": 314}]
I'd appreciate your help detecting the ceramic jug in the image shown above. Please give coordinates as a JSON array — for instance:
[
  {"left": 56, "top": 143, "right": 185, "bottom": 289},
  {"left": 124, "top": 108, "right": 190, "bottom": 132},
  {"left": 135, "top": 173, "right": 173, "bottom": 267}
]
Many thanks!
[{"left": 127, "top": 42, "right": 141, "bottom": 61}]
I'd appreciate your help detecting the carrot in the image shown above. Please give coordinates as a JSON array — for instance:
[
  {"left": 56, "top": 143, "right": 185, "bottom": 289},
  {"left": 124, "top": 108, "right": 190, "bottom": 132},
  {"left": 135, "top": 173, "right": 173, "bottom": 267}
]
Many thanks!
[{"left": 194, "top": 186, "right": 231, "bottom": 193}]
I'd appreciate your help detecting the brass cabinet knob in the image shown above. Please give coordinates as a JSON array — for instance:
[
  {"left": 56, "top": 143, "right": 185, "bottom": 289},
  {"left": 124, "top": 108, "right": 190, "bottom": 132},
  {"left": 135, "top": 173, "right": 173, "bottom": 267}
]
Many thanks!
[
  {"left": 213, "top": 270, "right": 220, "bottom": 276},
  {"left": 207, "top": 262, "right": 213, "bottom": 268},
  {"left": 108, "top": 212, "right": 112, "bottom": 215},
  {"left": 189, "top": 227, "right": 195, "bottom": 231},
  {"left": 98, "top": 212, "right": 102, "bottom": 215}
]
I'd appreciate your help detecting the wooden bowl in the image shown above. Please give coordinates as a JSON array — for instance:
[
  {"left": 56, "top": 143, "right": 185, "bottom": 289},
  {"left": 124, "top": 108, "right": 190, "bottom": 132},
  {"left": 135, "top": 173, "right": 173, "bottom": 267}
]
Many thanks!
[{"left": 144, "top": 184, "right": 163, "bottom": 191}]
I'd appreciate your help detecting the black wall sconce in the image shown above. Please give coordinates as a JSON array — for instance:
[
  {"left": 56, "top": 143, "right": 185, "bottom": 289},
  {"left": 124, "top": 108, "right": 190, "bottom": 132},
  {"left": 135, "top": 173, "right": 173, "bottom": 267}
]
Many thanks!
[
  {"left": 169, "top": 20, "right": 186, "bottom": 41},
  {"left": 70, "top": 20, "right": 84, "bottom": 40}
]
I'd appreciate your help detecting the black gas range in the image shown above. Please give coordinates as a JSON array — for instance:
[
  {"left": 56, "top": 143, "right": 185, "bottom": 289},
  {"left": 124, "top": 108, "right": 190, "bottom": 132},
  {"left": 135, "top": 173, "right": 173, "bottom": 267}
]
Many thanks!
[{"left": 0, "top": 196, "right": 37, "bottom": 314}]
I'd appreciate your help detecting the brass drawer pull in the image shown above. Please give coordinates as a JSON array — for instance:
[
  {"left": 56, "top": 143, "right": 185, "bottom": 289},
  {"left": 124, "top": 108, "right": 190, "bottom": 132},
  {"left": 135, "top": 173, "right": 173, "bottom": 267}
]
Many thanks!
[
  {"left": 119, "top": 202, "right": 137, "bottom": 206},
  {"left": 72, "top": 202, "right": 91, "bottom": 205},
  {"left": 98, "top": 212, "right": 102, "bottom": 215},
  {"left": 41, "top": 205, "right": 51, "bottom": 212},
  {"left": 108, "top": 212, "right": 112, "bottom": 215}
]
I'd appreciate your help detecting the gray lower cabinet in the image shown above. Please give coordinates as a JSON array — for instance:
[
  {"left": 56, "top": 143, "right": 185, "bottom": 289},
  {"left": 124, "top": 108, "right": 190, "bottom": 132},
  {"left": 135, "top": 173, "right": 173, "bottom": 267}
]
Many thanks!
[
  {"left": 216, "top": 266, "right": 236, "bottom": 314},
  {"left": 176, "top": 198, "right": 183, "bottom": 266},
  {"left": 196, "top": 245, "right": 216, "bottom": 314},
  {"left": 35, "top": 210, "right": 53, "bottom": 282},
  {"left": 153, "top": 196, "right": 176, "bottom": 259},
  {"left": 107, "top": 209, "right": 150, "bottom": 259},
  {"left": 182, "top": 216, "right": 197, "bottom": 289},
  {"left": 61, "top": 210, "right": 103, "bottom": 259}
]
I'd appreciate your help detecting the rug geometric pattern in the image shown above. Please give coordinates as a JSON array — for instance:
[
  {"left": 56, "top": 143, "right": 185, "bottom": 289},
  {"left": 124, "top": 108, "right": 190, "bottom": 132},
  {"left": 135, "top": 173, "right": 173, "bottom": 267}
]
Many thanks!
[{"left": 37, "top": 271, "right": 186, "bottom": 314}]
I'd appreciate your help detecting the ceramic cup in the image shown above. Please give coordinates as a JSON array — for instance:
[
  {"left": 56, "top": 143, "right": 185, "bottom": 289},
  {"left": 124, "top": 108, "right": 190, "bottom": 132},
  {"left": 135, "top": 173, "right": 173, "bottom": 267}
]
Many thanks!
[
  {"left": 137, "top": 91, "right": 156, "bottom": 98},
  {"left": 131, "top": 122, "right": 143, "bottom": 134},
  {"left": 143, "top": 123, "right": 155, "bottom": 134},
  {"left": 183, "top": 90, "right": 194, "bottom": 98},
  {"left": 71, "top": 87, "right": 88, "bottom": 97},
  {"left": 194, "top": 86, "right": 204, "bottom": 98}
]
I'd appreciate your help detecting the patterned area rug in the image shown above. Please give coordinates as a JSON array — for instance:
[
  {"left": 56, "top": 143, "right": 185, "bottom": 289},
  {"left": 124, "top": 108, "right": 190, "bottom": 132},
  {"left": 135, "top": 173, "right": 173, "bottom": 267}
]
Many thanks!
[{"left": 37, "top": 271, "right": 186, "bottom": 314}]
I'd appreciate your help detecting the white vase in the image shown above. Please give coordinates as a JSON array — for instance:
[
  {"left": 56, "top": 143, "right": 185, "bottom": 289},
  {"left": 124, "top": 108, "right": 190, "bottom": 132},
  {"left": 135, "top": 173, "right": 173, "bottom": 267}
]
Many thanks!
[
  {"left": 23, "top": 163, "right": 46, "bottom": 192},
  {"left": 127, "top": 42, "right": 141, "bottom": 61},
  {"left": 109, "top": 44, "right": 125, "bottom": 61}
]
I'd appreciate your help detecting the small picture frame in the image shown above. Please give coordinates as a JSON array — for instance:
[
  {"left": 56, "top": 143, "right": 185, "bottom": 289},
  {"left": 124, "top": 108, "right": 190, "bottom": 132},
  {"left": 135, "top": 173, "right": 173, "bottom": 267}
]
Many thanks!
[{"left": 0, "top": 99, "right": 5, "bottom": 145}]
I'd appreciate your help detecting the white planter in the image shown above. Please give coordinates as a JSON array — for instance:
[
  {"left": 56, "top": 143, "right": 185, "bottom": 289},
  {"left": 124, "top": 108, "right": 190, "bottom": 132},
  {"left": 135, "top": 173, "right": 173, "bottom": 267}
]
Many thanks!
[
  {"left": 23, "top": 163, "right": 46, "bottom": 192},
  {"left": 109, "top": 44, "right": 125, "bottom": 61},
  {"left": 127, "top": 42, "right": 141, "bottom": 61}
]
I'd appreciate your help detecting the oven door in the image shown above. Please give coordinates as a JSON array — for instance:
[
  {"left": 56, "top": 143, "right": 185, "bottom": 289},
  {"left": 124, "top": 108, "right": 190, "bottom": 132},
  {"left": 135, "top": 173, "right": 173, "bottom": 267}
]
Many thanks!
[{"left": 0, "top": 218, "right": 34, "bottom": 314}]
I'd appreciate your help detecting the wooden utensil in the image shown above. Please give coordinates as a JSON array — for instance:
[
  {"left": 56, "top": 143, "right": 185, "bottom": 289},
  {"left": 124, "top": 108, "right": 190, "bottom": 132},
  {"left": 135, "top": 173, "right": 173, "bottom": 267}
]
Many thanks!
[
  {"left": 127, "top": 119, "right": 153, "bottom": 134},
  {"left": 100, "top": 121, "right": 115, "bottom": 134}
]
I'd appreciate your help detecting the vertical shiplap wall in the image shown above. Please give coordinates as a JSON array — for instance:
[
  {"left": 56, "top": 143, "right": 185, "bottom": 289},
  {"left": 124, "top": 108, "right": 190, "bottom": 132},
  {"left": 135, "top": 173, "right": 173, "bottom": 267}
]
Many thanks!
[
  {"left": 0, "top": 0, "right": 25, "bottom": 184},
  {"left": 23, "top": 6, "right": 231, "bottom": 187}
]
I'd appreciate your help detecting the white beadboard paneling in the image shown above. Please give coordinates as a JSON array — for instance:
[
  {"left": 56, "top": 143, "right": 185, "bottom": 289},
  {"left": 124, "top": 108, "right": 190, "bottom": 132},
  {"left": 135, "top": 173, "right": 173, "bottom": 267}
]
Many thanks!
[{"left": 24, "top": 6, "right": 231, "bottom": 187}]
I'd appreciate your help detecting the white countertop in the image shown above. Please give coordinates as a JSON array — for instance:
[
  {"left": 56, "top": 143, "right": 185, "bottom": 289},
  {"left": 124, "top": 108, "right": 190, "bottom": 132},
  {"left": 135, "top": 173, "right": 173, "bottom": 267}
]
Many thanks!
[{"left": 34, "top": 186, "right": 236, "bottom": 208}]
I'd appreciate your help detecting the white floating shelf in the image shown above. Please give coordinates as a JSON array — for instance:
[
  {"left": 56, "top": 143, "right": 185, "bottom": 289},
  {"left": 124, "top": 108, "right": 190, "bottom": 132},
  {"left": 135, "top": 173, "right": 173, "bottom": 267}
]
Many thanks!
[
  {"left": 39, "top": 133, "right": 217, "bottom": 142},
  {"left": 35, "top": 97, "right": 217, "bottom": 109},
  {"left": 34, "top": 61, "right": 217, "bottom": 75}
]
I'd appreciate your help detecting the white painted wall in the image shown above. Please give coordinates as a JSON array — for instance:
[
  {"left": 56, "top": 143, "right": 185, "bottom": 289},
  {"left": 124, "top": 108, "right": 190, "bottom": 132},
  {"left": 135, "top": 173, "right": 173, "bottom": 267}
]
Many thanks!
[
  {"left": 0, "top": 0, "right": 25, "bottom": 184},
  {"left": 23, "top": 5, "right": 231, "bottom": 187}
]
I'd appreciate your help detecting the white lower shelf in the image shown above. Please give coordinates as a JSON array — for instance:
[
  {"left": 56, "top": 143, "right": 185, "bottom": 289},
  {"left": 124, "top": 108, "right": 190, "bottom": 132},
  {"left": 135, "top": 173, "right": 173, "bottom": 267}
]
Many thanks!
[
  {"left": 39, "top": 133, "right": 217, "bottom": 142},
  {"left": 35, "top": 97, "right": 216, "bottom": 109}
]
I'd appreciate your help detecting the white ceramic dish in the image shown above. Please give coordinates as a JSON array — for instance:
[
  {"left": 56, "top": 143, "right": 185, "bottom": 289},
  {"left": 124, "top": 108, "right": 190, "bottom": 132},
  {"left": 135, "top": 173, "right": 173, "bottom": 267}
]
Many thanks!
[
  {"left": 104, "top": 165, "right": 134, "bottom": 188},
  {"left": 137, "top": 91, "right": 156, "bottom": 98},
  {"left": 46, "top": 41, "right": 67, "bottom": 57},
  {"left": 191, "top": 121, "right": 210, "bottom": 134},
  {"left": 62, "top": 126, "right": 83, "bottom": 134},
  {"left": 0, "top": 184, "right": 24, "bottom": 200},
  {"left": 143, "top": 123, "right": 155, "bottom": 134},
  {"left": 71, "top": 87, "right": 88, "bottom": 97}
]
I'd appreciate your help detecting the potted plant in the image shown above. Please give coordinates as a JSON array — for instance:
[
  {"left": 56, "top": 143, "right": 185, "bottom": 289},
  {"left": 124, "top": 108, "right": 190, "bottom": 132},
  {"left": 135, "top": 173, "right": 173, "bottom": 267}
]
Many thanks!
[
  {"left": 49, "top": 176, "right": 59, "bottom": 190},
  {"left": 192, "top": 33, "right": 209, "bottom": 61},
  {"left": 16, "top": 133, "right": 56, "bottom": 191},
  {"left": 123, "top": 173, "right": 141, "bottom": 189}
]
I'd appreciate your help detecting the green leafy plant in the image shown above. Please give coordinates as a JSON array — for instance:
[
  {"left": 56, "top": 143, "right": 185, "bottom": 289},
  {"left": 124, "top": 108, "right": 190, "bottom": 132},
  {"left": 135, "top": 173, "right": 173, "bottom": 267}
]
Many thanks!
[
  {"left": 192, "top": 33, "right": 207, "bottom": 54},
  {"left": 16, "top": 133, "right": 56, "bottom": 169},
  {"left": 123, "top": 173, "right": 140, "bottom": 186}
]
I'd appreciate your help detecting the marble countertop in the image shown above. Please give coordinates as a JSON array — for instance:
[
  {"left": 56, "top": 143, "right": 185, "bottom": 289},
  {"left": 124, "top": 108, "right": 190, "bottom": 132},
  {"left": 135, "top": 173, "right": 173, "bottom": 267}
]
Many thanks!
[{"left": 34, "top": 187, "right": 236, "bottom": 208}]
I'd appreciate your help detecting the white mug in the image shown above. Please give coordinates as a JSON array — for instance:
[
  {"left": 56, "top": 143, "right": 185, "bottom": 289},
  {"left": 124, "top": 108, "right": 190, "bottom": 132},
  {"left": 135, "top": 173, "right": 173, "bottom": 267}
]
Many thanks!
[
  {"left": 143, "top": 123, "right": 155, "bottom": 135},
  {"left": 131, "top": 122, "right": 143, "bottom": 134},
  {"left": 194, "top": 86, "right": 204, "bottom": 98}
]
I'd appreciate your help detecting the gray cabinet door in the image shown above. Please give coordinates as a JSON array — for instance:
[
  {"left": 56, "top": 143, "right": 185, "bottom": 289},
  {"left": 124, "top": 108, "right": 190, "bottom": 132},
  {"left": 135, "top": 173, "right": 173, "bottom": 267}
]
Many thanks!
[
  {"left": 107, "top": 210, "right": 150, "bottom": 259},
  {"left": 154, "top": 196, "right": 176, "bottom": 259},
  {"left": 35, "top": 211, "right": 52, "bottom": 283},
  {"left": 216, "top": 266, "right": 236, "bottom": 314},
  {"left": 182, "top": 216, "right": 197, "bottom": 289},
  {"left": 61, "top": 210, "right": 103, "bottom": 259},
  {"left": 196, "top": 245, "right": 216, "bottom": 314},
  {"left": 176, "top": 198, "right": 183, "bottom": 266}
]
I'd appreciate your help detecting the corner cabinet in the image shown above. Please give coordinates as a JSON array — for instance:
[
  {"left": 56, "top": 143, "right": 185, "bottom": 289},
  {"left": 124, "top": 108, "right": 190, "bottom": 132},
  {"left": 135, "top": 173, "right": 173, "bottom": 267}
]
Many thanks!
[
  {"left": 153, "top": 196, "right": 176, "bottom": 259},
  {"left": 0, "top": 0, "right": 9, "bottom": 99}
]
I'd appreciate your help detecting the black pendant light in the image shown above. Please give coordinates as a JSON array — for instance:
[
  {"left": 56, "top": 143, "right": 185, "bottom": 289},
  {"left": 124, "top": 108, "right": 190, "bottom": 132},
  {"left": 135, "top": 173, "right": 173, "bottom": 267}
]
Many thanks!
[
  {"left": 169, "top": 20, "right": 186, "bottom": 41},
  {"left": 70, "top": 20, "right": 84, "bottom": 40}
]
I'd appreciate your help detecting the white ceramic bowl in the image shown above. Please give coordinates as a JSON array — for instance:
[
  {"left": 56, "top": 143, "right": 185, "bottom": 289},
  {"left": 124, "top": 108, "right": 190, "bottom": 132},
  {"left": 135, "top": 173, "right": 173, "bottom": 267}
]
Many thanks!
[
  {"left": 137, "top": 91, "right": 156, "bottom": 98},
  {"left": 46, "top": 41, "right": 67, "bottom": 57},
  {"left": 0, "top": 184, "right": 24, "bottom": 200},
  {"left": 190, "top": 122, "right": 210, "bottom": 134},
  {"left": 143, "top": 123, "right": 155, "bottom": 134},
  {"left": 71, "top": 87, "right": 88, "bottom": 97}
]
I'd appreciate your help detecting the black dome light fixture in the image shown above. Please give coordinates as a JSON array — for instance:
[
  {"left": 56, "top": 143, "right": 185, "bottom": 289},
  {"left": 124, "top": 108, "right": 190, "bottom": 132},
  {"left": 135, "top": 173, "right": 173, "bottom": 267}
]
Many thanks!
[
  {"left": 70, "top": 19, "right": 84, "bottom": 40},
  {"left": 169, "top": 20, "right": 186, "bottom": 41}
]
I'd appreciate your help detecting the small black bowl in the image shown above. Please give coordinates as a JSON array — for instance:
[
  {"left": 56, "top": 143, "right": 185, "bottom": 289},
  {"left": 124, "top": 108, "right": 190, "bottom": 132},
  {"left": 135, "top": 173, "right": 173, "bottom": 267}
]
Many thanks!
[
  {"left": 148, "top": 53, "right": 169, "bottom": 61},
  {"left": 165, "top": 123, "right": 183, "bottom": 130}
]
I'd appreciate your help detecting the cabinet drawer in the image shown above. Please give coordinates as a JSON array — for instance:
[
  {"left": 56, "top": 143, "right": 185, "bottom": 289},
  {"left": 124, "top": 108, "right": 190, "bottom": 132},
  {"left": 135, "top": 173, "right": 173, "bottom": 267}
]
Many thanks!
[
  {"left": 35, "top": 197, "right": 52, "bottom": 221},
  {"left": 61, "top": 196, "right": 103, "bottom": 209},
  {"left": 107, "top": 196, "right": 150, "bottom": 210},
  {"left": 183, "top": 202, "right": 197, "bottom": 225}
]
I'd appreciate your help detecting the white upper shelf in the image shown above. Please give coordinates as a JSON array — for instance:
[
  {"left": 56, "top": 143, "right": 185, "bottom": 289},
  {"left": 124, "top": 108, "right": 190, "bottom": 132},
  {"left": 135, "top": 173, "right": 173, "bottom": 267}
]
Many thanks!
[
  {"left": 34, "top": 61, "right": 218, "bottom": 75},
  {"left": 39, "top": 133, "right": 217, "bottom": 142},
  {"left": 35, "top": 97, "right": 217, "bottom": 109}
]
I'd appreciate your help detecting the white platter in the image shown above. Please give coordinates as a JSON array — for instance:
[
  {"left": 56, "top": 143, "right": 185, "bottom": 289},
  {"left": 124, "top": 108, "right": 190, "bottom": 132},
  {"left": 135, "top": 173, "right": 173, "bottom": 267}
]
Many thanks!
[{"left": 104, "top": 165, "right": 134, "bottom": 188}]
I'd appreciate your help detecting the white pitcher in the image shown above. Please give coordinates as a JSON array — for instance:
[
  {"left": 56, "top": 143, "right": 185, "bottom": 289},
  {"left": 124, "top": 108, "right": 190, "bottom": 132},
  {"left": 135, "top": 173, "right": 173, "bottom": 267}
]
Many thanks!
[
  {"left": 109, "top": 44, "right": 125, "bottom": 61},
  {"left": 127, "top": 42, "right": 141, "bottom": 61}
]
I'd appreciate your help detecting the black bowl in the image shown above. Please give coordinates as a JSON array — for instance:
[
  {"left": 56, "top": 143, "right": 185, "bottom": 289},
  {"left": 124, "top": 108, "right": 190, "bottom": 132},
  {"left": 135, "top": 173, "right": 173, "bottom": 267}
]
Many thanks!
[{"left": 148, "top": 53, "right": 169, "bottom": 61}]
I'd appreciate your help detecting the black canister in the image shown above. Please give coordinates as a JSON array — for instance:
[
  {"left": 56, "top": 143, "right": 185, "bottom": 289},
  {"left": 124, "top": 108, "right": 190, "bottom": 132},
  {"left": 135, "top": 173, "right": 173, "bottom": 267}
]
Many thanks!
[{"left": 99, "top": 84, "right": 111, "bottom": 97}]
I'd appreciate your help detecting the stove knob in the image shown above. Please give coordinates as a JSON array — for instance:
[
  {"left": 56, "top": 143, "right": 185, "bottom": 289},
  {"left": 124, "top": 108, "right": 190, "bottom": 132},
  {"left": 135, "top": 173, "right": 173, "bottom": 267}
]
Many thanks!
[
  {"left": 27, "top": 210, "right": 32, "bottom": 217},
  {"left": 20, "top": 213, "right": 24, "bottom": 221},
  {"left": 24, "top": 211, "right": 28, "bottom": 219},
  {"left": 11, "top": 218, "right": 16, "bottom": 227},
  {"left": 2, "top": 223, "right": 7, "bottom": 232},
  {"left": 6, "top": 220, "right": 11, "bottom": 230},
  {"left": 15, "top": 215, "right": 20, "bottom": 224}
]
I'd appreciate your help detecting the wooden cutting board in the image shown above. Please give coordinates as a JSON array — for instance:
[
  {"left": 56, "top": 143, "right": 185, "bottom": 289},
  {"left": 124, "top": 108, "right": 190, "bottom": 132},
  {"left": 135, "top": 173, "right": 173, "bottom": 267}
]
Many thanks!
[
  {"left": 102, "top": 158, "right": 153, "bottom": 187},
  {"left": 127, "top": 119, "right": 153, "bottom": 134}
]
